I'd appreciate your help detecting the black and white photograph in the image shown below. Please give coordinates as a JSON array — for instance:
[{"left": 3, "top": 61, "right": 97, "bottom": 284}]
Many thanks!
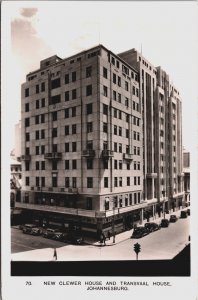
[{"left": 1, "top": 1, "right": 198, "bottom": 299}]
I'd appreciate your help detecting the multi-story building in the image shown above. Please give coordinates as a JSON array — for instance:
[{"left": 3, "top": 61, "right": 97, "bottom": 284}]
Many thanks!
[
  {"left": 183, "top": 149, "right": 190, "bottom": 206},
  {"left": 17, "top": 45, "right": 144, "bottom": 235},
  {"left": 119, "top": 48, "right": 184, "bottom": 216},
  {"left": 10, "top": 155, "right": 22, "bottom": 207}
]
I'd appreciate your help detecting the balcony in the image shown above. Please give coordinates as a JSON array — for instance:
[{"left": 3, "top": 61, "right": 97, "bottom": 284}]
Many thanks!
[
  {"left": 44, "top": 152, "right": 62, "bottom": 160},
  {"left": 101, "top": 150, "right": 114, "bottom": 159},
  {"left": 21, "top": 155, "right": 31, "bottom": 161},
  {"left": 146, "top": 173, "right": 157, "bottom": 178},
  {"left": 82, "top": 149, "right": 95, "bottom": 158},
  {"left": 123, "top": 153, "right": 133, "bottom": 161}
]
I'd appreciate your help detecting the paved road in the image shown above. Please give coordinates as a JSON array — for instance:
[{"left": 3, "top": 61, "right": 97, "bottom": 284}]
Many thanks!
[
  {"left": 11, "top": 216, "right": 189, "bottom": 261},
  {"left": 11, "top": 228, "right": 67, "bottom": 253}
]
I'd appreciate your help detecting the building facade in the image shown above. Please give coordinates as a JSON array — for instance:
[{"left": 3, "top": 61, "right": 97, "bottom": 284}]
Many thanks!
[
  {"left": 183, "top": 149, "right": 190, "bottom": 206},
  {"left": 119, "top": 48, "right": 184, "bottom": 216},
  {"left": 17, "top": 45, "right": 145, "bottom": 235}
]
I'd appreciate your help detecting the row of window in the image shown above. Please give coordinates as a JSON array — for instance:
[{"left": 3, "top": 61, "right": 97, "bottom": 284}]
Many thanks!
[
  {"left": 25, "top": 82, "right": 45, "bottom": 97},
  {"left": 25, "top": 176, "right": 141, "bottom": 188}
]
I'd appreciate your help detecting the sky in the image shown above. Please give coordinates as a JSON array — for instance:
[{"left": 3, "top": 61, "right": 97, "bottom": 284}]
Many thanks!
[{"left": 2, "top": 1, "right": 198, "bottom": 153}]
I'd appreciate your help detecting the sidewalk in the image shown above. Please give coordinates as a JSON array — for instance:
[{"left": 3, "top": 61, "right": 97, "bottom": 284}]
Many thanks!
[{"left": 84, "top": 207, "right": 187, "bottom": 247}]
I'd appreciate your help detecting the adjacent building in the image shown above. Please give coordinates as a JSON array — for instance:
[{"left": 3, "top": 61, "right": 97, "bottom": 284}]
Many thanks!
[
  {"left": 16, "top": 44, "right": 184, "bottom": 235},
  {"left": 183, "top": 149, "right": 190, "bottom": 206}
]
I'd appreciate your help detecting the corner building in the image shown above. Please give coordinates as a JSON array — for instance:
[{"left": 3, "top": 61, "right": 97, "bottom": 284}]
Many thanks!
[
  {"left": 119, "top": 49, "right": 184, "bottom": 216},
  {"left": 18, "top": 45, "right": 144, "bottom": 235}
]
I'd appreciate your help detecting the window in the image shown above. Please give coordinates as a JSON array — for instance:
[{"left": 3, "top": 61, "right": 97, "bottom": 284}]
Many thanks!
[
  {"left": 119, "top": 160, "right": 122, "bottom": 169},
  {"left": 103, "top": 122, "right": 108, "bottom": 133},
  {"left": 134, "top": 177, "right": 137, "bottom": 185},
  {"left": 119, "top": 143, "right": 122, "bottom": 153},
  {"left": 36, "top": 177, "right": 40, "bottom": 187},
  {"left": 103, "top": 104, "right": 108, "bottom": 115},
  {"left": 113, "top": 73, "right": 116, "bottom": 84},
  {"left": 25, "top": 161, "right": 30, "bottom": 171},
  {"left": 126, "top": 129, "right": 129, "bottom": 138},
  {"left": 36, "top": 99, "right": 39, "bottom": 109},
  {"left": 65, "top": 160, "right": 69, "bottom": 170},
  {"left": 119, "top": 126, "right": 122, "bottom": 136},
  {"left": 36, "top": 84, "right": 39, "bottom": 94},
  {"left": 87, "top": 122, "right": 93, "bottom": 133},
  {"left": 52, "top": 128, "right": 57, "bottom": 138},
  {"left": 52, "top": 161, "right": 57, "bottom": 170},
  {"left": 36, "top": 161, "right": 39, "bottom": 170},
  {"left": 114, "top": 160, "right": 117, "bottom": 169},
  {"left": 138, "top": 177, "right": 140, "bottom": 185},
  {"left": 133, "top": 86, "right": 135, "bottom": 95},
  {"left": 126, "top": 114, "right": 129, "bottom": 123},
  {"left": 118, "top": 111, "right": 122, "bottom": 120},
  {"left": 65, "top": 91, "right": 69, "bottom": 101},
  {"left": 86, "top": 198, "right": 92, "bottom": 210},
  {"left": 118, "top": 76, "right": 121, "bottom": 87},
  {"left": 25, "top": 88, "right": 29, "bottom": 97},
  {"left": 103, "top": 86, "right": 108, "bottom": 97},
  {"left": 41, "top": 82, "right": 45, "bottom": 92},
  {"left": 114, "top": 108, "right": 117, "bottom": 118},
  {"left": 25, "top": 132, "right": 30, "bottom": 142},
  {"left": 51, "top": 78, "right": 60, "bottom": 89},
  {"left": 87, "top": 177, "right": 93, "bottom": 188},
  {"left": 35, "top": 146, "right": 39, "bottom": 155},
  {"left": 118, "top": 93, "right": 121, "bottom": 103},
  {"left": 103, "top": 160, "right": 108, "bottom": 169},
  {"left": 65, "top": 143, "right": 69, "bottom": 152},
  {"left": 72, "top": 106, "right": 76, "bottom": 117},
  {"left": 41, "top": 114, "right": 45, "bottom": 123},
  {"left": 86, "top": 66, "right": 92, "bottom": 78},
  {"left": 103, "top": 67, "right": 107, "bottom": 79},
  {"left": 116, "top": 61, "right": 120, "bottom": 69},
  {"left": 113, "top": 90, "right": 116, "bottom": 100},
  {"left": 25, "top": 118, "right": 30, "bottom": 127},
  {"left": 103, "top": 141, "right": 108, "bottom": 150},
  {"left": 114, "top": 142, "right": 117, "bottom": 152},
  {"left": 25, "top": 103, "right": 29, "bottom": 112},
  {"left": 72, "top": 177, "right": 77, "bottom": 188},
  {"left": 111, "top": 57, "right": 115, "bottom": 65},
  {"left": 72, "top": 160, "right": 77, "bottom": 169},
  {"left": 41, "top": 129, "right": 45, "bottom": 139},
  {"left": 52, "top": 144, "right": 57, "bottom": 152},
  {"left": 35, "top": 115, "right": 39, "bottom": 124},
  {"left": 65, "top": 74, "right": 69, "bottom": 84},
  {"left": 65, "top": 177, "right": 70, "bottom": 188},
  {"left": 65, "top": 108, "right": 69, "bottom": 118},
  {"left": 41, "top": 98, "right": 45, "bottom": 107},
  {"left": 127, "top": 177, "right": 130, "bottom": 186},
  {"left": 119, "top": 177, "right": 122, "bottom": 187},
  {"left": 104, "top": 177, "right": 108, "bottom": 188},
  {"left": 125, "top": 81, "right": 129, "bottom": 91},
  {"left": 114, "top": 177, "right": 118, "bottom": 187},
  {"left": 41, "top": 177, "right": 45, "bottom": 187},
  {"left": 136, "top": 88, "right": 139, "bottom": 97},
  {"left": 86, "top": 85, "right": 92, "bottom": 96},
  {"left": 87, "top": 159, "right": 93, "bottom": 169},
  {"left": 72, "top": 89, "right": 77, "bottom": 100},
  {"left": 72, "top": 124, "right": 76, "bottom": 134},
  {"left": 72, "top": 142, "right": 76, "bottom": 152},
  {"left": 65, "top": 125, "right": 69, "bottom": 135},
  {"left": 25, "top": 177, "right": 29, "bottom": 186},
  {"left": 52, "top": 111, "right": 57, "bottom": 121},
  {"left": 137, "top": 147, "right": 140, "bottom": 156},
  {"left": 26, "top": 147, "right": 30, "bottom": 155},
  {"left": 72, "top": 71, "right": 76, "bottom": 82},
  {"left": 125, "top": 97, "right": 129, "bottom": 107},
  {"left": 50, "top": 94, "right": 61, "bottom": 104},
  {"left": 35, "top": 130, "right": 39, "bottom": 140},
  {"left": 52, "top": 174, "right": 57, "bottom": 188},
  {"left": 114, "top": 125, "right": 117, "bottom": 135},
  {"left": 87, "top": 140, "right": 93, "bottom": 150},
  {"left": 87, "top": 103, "right": 92, "bottom": 114},
  {"left": 127, "top": 161, "right": 130, "bottom": 170},
  {"left": 41, "top": 161, "right": 45, "bottom": 170}
]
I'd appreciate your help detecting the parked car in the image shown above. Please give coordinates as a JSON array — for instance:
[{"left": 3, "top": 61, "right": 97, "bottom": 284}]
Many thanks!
[
  {"left": 31, "top": 227, "right": 43, "bottom": 236},
  {"left": 42, "top": 228, "right": 60, "bottom": 239},
  {"left": 187, "top": 209, "right": 190, "bottom": 216},
  {"left": 144, "top": 222, "right": 160, "bottom": 232},
  {"left": 180, "top": 210, "right": 188, "bottom": 218},
  {"left": 66, "top": 233, "right": 84, "bottom": 245},
  {"left": 160, "top": 219, "right": 169, "bottom": 227},
  {"left": 131, "top": 227, "right": 150, "bottom": 239},
  {"left": 53, "top": 232, "right": 68, "bottom": 242},
  {"left": 169, "top": 214, "right": 178, "bottom": 223},
  {"left": 22, "top": 224, "right": 37, "bottom": 234}
]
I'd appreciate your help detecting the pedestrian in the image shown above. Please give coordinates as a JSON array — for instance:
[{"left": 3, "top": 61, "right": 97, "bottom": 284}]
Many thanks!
[
  {"left": 107, "top": 231, "right": 111, "bottom": 240},
  {"left": 102, "top": 232, "right": 106, "bottom": 246},
  {"left": 53, "top": 248, "right": 57, "bottom": 261}
]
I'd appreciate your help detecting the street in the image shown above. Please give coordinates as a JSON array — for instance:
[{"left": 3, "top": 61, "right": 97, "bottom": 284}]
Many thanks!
[{"left": 11, "top": 216, "right": 189, "bottom": 261}]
